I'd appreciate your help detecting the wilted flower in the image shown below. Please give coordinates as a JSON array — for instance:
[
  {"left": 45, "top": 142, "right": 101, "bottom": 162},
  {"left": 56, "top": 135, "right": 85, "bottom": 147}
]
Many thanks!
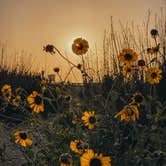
[
  {"left": 1, "top": 84, "right": 12, "bottom": 102},
  {"left": 151, "top": 29, "right": 159, "bottom": 38},
  {"left": 77, "top": 64, "right": 82, "bottom": 70},
  {"left": 138, "top": 59, "right": 146, "bottom": 68},
  {"left": 53, "top": 67, "right": 60, "bottom": 73},
  {"left": 12, "top": 95, "right": 21, "bottom": 107},
  {"left": 115, "top": 105, "right": 139, "bottom": 121},
  {"left": 147, "top": 48, "right": 154, "bottom": 55},
  {"left": 43, "top": 44, "right": 55, "bottom": 54},
  {"left": 40, "top": 79, "right": 47, "bottom": 91}
]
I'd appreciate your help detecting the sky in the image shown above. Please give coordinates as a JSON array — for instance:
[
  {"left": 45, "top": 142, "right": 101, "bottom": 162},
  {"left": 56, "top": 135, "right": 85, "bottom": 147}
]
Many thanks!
[{"left": 0, "top": 0, "right": 165, "bottom": 81}]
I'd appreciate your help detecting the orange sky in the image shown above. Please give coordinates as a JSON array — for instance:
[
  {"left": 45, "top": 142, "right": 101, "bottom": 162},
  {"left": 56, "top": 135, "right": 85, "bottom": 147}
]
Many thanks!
[{"left": 0, "top": 0, "right": 165, "bottom": 81}]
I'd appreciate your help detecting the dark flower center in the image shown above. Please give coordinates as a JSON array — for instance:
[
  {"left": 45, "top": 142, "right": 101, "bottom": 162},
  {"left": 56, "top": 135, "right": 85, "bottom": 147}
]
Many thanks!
[
  {"left": 35, "top": 96, "right": 42, "bottom": 105},
  {"left": 76, "top": 142, "right": 83, "bottom": 150},
  {"left": 127, "top": 68, "right": 132, "bottom": 72},
  {"left": 19, "top": 133, "right": 27, "bottom": 140},
  {"left": 151, "top": 29, "right": 158, "bottom": 36},
  {"left": 138, "top": 60, "right": 145, "bottom": 66},
  {"left": 90, "top": 158, "right": 101, "bottom": 166},
  {"left": 134, "top": 95, "right": 143, "bottom": 103},
  {"left": 89, "top": 116, "right": 96, "bottom": 124},
  {"left": 76, "top": 43, "right": 84, "bottom": 50},
  {"left": 54, "top": 67, "right": 60, "bottom": 72},
  {"left": 124, "top": 54, "right": 132, "bottom": 61},
  {"left": 45, "top": 45, "right": 54, "bottom": 52},
  {"left": 151, "top": 72, "right": 157, "bottom": 78}
]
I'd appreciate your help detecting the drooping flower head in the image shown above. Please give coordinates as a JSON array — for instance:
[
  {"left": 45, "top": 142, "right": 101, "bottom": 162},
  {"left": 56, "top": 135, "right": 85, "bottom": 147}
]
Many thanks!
[
  {"left": 1, "top": 84, "right": 12, "bottom": 102},
  {"left": 82, "top": 111, "right": 97, "bottom": 129},
  {"left": 137, "top": 59, "right": 146, "bottom": 68},
  {"left": 53, "top": 67, "right": 60, "bottom": 73},
  {"left": 27, "top": 91, "right": 44, "bottom": 113},
  {"left": 80, "top": 149, "right": 111, "bottom": 166},
  {"left": 70, "top": 139, "right": 87, "bottom": 154},
  {"left": 43, "top": 44, "right": 55, "bottom": 54},
  {"left": 12, "top": 95, "right": 21, "bottom": 107},
  {"left": 72, "top": 38, "right": 89, "bottom": 55},
  {"left": 115, "top": 105, "right": 139, "bottom": 121},
  {"left": 118, "top": 49, "right": 138, "bottom": 66},
  {"left": 150, "top": 29, "right": 159, "bottom": 38},
  {"left": 14, "top": 131, "right": 32, "bottom": 147},
  {"left": 145, "top": 67, "right": 162, "bottom": 84},
  {"left": 40, "top": 79, "right": 47, "bottom": 91}
]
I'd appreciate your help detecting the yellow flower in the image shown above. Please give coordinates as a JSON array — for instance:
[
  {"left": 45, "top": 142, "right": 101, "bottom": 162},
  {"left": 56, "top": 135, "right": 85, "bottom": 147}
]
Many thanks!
[
  {"left": 80, "top": 149, "right": 111, "bottom": 166},
  {"left": 70, "top": 139, "right": 86, "bottom": 154},
  {"left": 14, "top": 131, "right": 32, "bottom": 147},
  {"left": 27, "top": 91, "right": 44, "bottom": 113},
  {"left": 71, "top": 115, "right": 77, "bottom": 124},
  {"left": 72, "top": 38, "right": 89, "bottom": 55},
  {"left": 40, "top": 79, "right": 47, "bottom": 91},
  {"left": 60, "top": 153, "right": 72, "bottom": 166},
  {"left": 145, "top": 67, "right": 162, "bottom": 84},
  {"left": 118, "top": 49, "right": 138, "bottom": 66},
  {"left": 122, "top": 65, "right": 135, "bottom": 77},
  {"left": 1, "top": 84, "right": 12, "bottom": 102},
  {"left": 131, "top": 92, "right": 144, "bottom": 106},
  {"left": 82, "top": 111, "right": 97, "bottom": 129},
  {"left": 12, "top": 95, "right": 21, "bottom": 107},
  {"left": 115, "top": 105, "right": 139, "bottom": 121}
]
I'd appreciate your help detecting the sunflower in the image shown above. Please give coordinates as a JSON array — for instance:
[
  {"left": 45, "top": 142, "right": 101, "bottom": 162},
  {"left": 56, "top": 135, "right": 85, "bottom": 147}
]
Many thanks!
[
  {"left": 12, "top": 95, "right": 21, "bottom": 107},
  {"left": 80, "top": 149, "right": 111, "bottom": 166},
  {"left": 72, "top": 38, "right": 89, "bottom": 55},
  {"left": 27, "top": 91, "right": 44, "bottom": 113},
  {"left": 115, "top": 105, "right": 139, "bottom": 121},
  {"left": 130, "top": 92, "right": 144, "bottom": 106},
  {"left": 82, "top": 111, "right": 97, "bottom": 129},
  {"left": 118, "top": 49, "right": 138, "bottom": 66},
  {"left": 145, "top": 67, "right": 162, "bottom": 84},
  {"left": 1, "top": 84, "right": 12, "bottom": 102},
  {"left": 14, "top": 131, "right": 32, "bottom": 147},
  {"left": 122, "top": 65, "right": 135, "bottom": 77},
  {"left": 70, "top": 139, "right": 86, "bottom": 154},
  {"left": 60, "top": 153, "right": 72, "bottom": 166}
]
